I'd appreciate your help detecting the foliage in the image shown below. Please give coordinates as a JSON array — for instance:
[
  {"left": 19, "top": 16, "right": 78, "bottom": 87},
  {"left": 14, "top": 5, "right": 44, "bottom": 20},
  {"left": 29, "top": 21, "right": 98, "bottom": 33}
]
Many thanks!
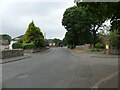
[
  {"left": 63, "top": 37, "right": 67, "bottom": 46},
  {"left": 18, "top": 37, "right": 24, "bottom": 43},
  {"left": 62, "top": 2, "right": 120, "bottom": 49},
  {"left": 95, "top": 42, "right": 104, "bottom": 49},
  {"left": 45, "top": 39, "right": 50, "bottom": 46},
  {"left": 23, "top": 21, "right": 45, "bottom": 48},
  {"left": 0, "top": 34, "right": 11, "bottom": 43},
  {"left": 108, "top": 30, "right": 120, "bottom": 49},
  {"left": 23, "top": 43, "right": 36, "bottom": 49},
  {"left": 76, "top": 2, "right": 108, "bottom": 46},
  {"left": 67, "top": 44, "right": 75, "bottom": 49},
  {"left": 12, "top": 43, "right": 23, "bottom": 49},
  {"left": 62, "top": 6, "right": 93, "bottom": 48},
  {"left": 52, "top": 38, "right": 62, "bottom": 47}
]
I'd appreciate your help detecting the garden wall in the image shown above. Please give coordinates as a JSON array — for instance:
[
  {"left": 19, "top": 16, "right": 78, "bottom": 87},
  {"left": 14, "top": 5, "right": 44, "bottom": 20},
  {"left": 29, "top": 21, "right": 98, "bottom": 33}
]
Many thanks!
[
  {"left": 110, "top": 49, "right": 120, "bottom": 55},
  {"left": 76, "top": 44, "right": 92, "bottom": 50},
  {"left": 24, "top": 48, "right": 46, "bottom": 54},
  {"left": 1, "top": 49, "right": 24, "bottom": 59}
]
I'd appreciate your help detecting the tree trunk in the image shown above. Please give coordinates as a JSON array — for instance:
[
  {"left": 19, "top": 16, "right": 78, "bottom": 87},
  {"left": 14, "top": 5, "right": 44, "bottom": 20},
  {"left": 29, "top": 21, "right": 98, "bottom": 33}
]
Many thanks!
[{"left": 93, "top": 29, "right": 96, "bottom": 48}]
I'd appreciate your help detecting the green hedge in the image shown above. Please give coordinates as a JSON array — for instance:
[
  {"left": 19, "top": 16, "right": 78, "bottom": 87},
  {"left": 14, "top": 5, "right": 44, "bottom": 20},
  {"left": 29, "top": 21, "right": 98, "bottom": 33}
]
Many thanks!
[
  {"left": 67, "top": 44, "right": 75, "bottom": 49},
  {"left": 12, "top": 43, "right": 23, "bottom": 49},
  {"left": 23, "top": 43, "right": 36, "bottom": 49},
  {"left": 95, "top": 43, "right": 104, "bottom": 49}
]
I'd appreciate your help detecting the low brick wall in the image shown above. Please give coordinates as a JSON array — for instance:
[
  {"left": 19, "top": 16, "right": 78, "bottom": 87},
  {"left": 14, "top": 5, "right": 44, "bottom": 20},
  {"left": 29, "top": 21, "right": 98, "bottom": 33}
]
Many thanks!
[
  {"left": 76, "top": 44, "right": 91, "bottom": 50},
  {"left": 110, "top": 49, "right": 120, "bottom": 55},
  {"left": 1, "top": 49, "right": 24, "bottom": 59}
]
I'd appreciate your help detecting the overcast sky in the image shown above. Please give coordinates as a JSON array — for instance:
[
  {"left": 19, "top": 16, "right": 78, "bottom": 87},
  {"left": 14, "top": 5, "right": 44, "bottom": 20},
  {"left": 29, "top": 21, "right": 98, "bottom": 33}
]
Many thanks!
[{"left": 0, "top": 0, "right": 75, "bottom": 40}]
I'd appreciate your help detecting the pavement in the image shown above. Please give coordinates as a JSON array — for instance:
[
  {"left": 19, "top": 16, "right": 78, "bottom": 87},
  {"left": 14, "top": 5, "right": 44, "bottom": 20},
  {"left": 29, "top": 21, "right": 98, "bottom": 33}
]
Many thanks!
[
  {"left": 2, "top": 48, "right": 118, "bottom": 88},
  {"left": 1, "top": 55, "right": 31, "bottom": 64},
  {"left": 1, "top": 48, "right": 51, "bottom": 64}
]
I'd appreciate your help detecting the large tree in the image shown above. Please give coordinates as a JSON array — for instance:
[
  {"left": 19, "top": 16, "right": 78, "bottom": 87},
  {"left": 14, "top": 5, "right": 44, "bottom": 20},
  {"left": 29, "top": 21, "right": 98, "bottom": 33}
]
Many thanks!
[
  {"left": 23, "top": 21, "right": 45, "bottom": 48},
  {"left": 62, "top": 2, "right": 120, "bottom": 49},
  {"left": 77, "top": 2, "right": 110, "bottom": 46},
  {"left": 62, "top": 6, "right": 93, "bottom": 47}
]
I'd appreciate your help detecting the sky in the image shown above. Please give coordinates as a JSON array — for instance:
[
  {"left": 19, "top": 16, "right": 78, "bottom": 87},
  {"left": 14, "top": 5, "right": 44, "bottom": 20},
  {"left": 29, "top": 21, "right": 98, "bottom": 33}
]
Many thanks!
[{"left": 0, "top": 0, "right": 75, "bottom": 40}]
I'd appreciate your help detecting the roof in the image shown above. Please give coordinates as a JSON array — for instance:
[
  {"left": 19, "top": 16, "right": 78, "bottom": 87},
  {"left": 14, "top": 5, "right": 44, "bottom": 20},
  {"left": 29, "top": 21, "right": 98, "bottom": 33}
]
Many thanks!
[{"left": 12, "top": 35, "right": 24, "bottom": 41}]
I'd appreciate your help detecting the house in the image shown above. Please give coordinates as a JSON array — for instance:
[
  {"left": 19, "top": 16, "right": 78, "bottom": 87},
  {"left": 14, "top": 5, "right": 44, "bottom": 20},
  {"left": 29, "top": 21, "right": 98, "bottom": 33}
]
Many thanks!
[
  {"left": 49, "top": 41, "right": 55, "bottom": 47},
  {"left": 9, "top": 35, "right": 24, "bottom": 49},
  {"left": 12, "top": 35, "right": 24, "bottom": 41}
]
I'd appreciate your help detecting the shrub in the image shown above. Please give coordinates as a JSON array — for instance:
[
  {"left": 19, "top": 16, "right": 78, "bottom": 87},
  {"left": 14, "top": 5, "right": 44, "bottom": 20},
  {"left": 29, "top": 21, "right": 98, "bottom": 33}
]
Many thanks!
[
  {"left": 18, "top": 37, "right": 24, "bottom": 43},
  {"left": 23, "top": 43, "right": 36, "bottom": 49},
  {"left": 108, "top": 30, "right": 120, "bottom": 49},
  {"left": 67, "top": 44, "right": 75, "bottom": 49},
  {"left": 95, "top": 43, "right": 104, "bottom": 49},
  {"left": 12, "top": 43, "right": 23, "bottom": 49}
]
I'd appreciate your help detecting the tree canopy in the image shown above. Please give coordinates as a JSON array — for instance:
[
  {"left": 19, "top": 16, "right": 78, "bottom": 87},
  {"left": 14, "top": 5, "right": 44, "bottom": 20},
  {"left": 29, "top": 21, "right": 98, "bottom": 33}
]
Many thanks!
[
  {"left": 62, "top": 2, "right": 120, "bottom": 49},
  {"left": 62, "top": 6, "right": 93, "bottom": 47},
  {"left": 0, "top": 34, "right": 11, "bottom": 43},
  {"left": 23, "top": 21, "right": 45, "bottom": 48}
]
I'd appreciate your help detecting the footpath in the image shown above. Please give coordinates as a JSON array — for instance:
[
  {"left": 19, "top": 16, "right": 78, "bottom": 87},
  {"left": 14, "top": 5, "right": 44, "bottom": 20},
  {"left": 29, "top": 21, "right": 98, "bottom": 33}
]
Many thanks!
[
  {"left": 1, "top": 48, "right": 51, "bottom": 64},
  {"left": 1, "top": 54, "right": 31, "bottom": 64}
]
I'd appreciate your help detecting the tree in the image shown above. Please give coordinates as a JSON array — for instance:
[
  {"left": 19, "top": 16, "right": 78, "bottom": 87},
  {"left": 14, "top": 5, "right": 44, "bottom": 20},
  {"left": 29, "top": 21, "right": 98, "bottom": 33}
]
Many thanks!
[
  {"left": 52, "top": 38, "right": 62, "bottom": 47},
  {"left": 76, "top": 2, "right": 120, "bottom": 47},
  {"left": 23, "top": 21, "right": 45, "bottom": 48},
  {"left": 62, "top": 2, "right": 120, "bottom": 49},
  {"left": 62, "top": 6, "right": 93, "bottom": 48},
  {"left": 108, "top": 30, "right": 120, "bottom": 49},
  {"left": 77, "top": 2, "right": 109, "bottom": 46},
  {"left": 0, "top": 34, "right": 11, "bottom": 43}
]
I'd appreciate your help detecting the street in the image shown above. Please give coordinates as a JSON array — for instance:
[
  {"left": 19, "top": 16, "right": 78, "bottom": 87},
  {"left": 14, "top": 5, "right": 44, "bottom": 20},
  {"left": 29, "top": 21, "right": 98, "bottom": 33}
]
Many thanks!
[{"left": 2, "top": 48, "right": 118, "bottom": 88}]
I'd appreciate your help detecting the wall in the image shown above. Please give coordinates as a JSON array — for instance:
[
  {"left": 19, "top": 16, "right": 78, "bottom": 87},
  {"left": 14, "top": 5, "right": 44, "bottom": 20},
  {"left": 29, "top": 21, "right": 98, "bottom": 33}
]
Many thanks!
[
  {"left": 76, "top": 44, "right": 92, "bottom": 50},
  {"left": 24, "top": 48, "right": 46, "bottom": 54},
  {"left": 110, "top": 49, "right": 120, "bottom": 55},
  {"left": 1, "top": 50, "right": 24, "bottom": 59}
]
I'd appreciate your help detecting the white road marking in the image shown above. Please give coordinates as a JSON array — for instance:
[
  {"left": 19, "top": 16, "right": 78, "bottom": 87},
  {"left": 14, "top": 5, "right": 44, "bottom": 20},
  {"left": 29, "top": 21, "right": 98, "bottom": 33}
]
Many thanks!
[{"left": 92, "top": 71, "right": 119, "bottom": 88}]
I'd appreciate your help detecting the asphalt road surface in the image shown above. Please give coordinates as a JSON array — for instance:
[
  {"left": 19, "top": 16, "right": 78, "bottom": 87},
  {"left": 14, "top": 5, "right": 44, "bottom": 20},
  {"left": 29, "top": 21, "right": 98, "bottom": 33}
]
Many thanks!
[{"left": 2, "top": 48, "right": 118, "bottom": 88}]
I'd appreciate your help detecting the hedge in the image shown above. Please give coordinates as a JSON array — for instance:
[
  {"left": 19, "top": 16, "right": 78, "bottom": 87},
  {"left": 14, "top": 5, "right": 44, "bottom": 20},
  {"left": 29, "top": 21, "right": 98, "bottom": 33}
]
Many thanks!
[
  {"left": 23, "top": 43, "right": 36, "bottom": 49},
  {"left": 12, "top": 43, "right": 23, "bottom": 49}
]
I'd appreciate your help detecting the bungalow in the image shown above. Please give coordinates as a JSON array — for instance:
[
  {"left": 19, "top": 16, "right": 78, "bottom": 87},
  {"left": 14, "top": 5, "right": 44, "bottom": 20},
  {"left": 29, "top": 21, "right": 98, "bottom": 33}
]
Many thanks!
[
  {"left": 9, "top": 35, "right": 24, "bottom": 49},
  {"left": 49, "top": 41, "right": 55, "bottom": 47}
]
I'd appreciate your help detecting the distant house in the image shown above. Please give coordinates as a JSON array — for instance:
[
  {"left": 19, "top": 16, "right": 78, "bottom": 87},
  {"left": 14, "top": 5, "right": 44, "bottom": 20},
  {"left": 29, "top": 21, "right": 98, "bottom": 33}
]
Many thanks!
[
  {"left": 9, "top": 35, "right": 24, "bottom": 49},
  {"left": 49, "top": 41, "right": 55, "bottom": 47}
]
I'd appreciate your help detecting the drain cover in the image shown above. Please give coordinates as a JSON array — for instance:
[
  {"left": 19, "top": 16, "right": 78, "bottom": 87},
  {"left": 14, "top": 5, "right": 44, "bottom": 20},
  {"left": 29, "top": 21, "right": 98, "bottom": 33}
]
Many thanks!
[{"left": 17, "top": 74, "right": 29, "bottom": 79}]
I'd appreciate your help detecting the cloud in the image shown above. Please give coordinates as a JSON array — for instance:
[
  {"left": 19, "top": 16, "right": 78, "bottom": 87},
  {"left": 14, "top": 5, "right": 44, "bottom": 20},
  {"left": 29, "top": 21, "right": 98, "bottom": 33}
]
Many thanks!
[{"left": 1, "top": 1, "right": 75, "bottom": 39}]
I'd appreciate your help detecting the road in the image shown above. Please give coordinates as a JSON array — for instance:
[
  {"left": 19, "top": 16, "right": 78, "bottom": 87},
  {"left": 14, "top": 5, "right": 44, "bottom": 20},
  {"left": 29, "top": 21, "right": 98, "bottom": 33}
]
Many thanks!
[{"left": 2, "top": 48, "right": 118, "bottom": 88}]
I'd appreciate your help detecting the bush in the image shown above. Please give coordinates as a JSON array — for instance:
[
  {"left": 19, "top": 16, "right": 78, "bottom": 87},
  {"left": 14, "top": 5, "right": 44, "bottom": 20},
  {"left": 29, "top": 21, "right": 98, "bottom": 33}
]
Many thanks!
[
  {"left": 18, "top": 37, "right": 24, "bottom": 43},
  {"left": 67, "top": 44, "right": 75, "bottom": 49},
  {"left": 108, "top": 30, "right": 120, "bottom": 49},
  {"left": 95, "top": 43, "right": 104, "bottom": 49},
  {"left": 23, "top": 43, "right": 36, "bottom": 49},
  {"left": 12, "top": 43, "right": 23, "bottom": 49}
]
